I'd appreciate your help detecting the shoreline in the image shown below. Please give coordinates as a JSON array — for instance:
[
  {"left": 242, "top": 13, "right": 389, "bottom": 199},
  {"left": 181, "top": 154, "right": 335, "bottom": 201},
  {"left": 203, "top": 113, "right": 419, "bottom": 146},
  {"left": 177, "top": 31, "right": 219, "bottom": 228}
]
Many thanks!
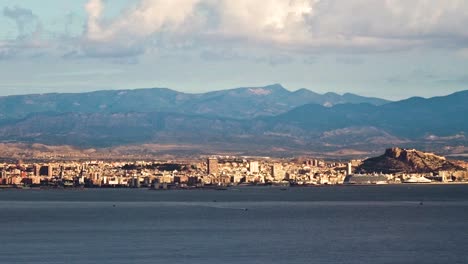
[{"left": 1, "top": 181, "right": 468, "bottom": 190}]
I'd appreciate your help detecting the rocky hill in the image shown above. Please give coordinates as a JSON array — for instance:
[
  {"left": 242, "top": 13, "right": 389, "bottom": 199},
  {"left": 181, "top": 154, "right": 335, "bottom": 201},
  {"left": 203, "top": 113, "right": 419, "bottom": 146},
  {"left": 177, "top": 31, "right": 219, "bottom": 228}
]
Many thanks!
[{"left": 357, "top": 147, "right": 463, "bottom": 173}]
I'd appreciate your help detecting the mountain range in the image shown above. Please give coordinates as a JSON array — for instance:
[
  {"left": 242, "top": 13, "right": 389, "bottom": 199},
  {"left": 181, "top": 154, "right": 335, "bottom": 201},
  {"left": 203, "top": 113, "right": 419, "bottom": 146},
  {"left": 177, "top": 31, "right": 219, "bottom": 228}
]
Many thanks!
[
  {"left": 0, "top": 84, "right": 388, "bottom": 120},
  {"left": 0, "top": 84, "right": 466, "bottom": 157}
]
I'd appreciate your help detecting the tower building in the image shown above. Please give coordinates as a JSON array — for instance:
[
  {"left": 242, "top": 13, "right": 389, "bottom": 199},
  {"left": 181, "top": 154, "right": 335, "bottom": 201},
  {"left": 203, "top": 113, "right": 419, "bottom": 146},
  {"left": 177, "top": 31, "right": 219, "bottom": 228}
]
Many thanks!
[
  {"left": 207, "top": 158, "right": 219, "bottom": 176},
  {"left": 346, "top": 162, "right": 352, "bottom": 176},
  {"left": 249, "top": 161, "right": 259, "bottom": 173}
]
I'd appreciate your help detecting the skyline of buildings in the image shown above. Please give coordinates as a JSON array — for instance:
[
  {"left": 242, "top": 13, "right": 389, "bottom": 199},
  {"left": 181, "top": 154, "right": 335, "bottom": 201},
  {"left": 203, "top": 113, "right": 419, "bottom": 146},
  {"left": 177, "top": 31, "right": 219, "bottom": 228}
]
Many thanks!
[{"left": 1, "top": 155, "right": 467, "bottom": 189}]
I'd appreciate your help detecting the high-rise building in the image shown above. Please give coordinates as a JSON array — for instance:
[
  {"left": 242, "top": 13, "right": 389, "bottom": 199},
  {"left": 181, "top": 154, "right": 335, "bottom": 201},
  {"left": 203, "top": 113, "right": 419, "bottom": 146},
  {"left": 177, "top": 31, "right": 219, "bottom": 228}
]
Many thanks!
[
  {"left": 271, "top": 163, "right": 285, "bottom": 181},
  {"left": 207, "top": 158, "right": 218, "bottom": 176},
  {"left": 40, "top": 165, "right": 53, "bottom": 177},
  {"left": 346, "top": 162, "right": 352, "bottom": 176},
  {"left": 59, "top": 165, "right": 64, "bottom": 178},
  {"left": 249, "top": 161, "right": 259, "bottom": 173},
  {"left": 33, "top": 164, "right": 41, "bottom": 176},
  {"left": 312, "top": 159, "right": 319, "bottom": 167}
]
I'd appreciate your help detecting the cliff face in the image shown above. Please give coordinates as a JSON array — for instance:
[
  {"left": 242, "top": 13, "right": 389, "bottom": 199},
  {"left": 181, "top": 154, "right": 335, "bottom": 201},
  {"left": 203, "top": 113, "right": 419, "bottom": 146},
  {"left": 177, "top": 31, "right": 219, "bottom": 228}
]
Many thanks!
[{"left": 357, "top": 147, "right": 463, "bottom": 173}]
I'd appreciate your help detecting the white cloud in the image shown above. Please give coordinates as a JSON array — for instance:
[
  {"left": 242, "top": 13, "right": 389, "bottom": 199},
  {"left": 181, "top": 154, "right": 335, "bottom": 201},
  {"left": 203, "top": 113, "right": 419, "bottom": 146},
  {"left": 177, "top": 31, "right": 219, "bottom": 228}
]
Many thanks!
[
  {"left": 215, "top": 0, "right": 315, "bottom": 39},
  {"left": 85, "top": 0, "right": 104, "bottom": 38},
  {"left": 306, "top": 0, "right": 468, "bottom": 49},
  {"left": 19, "top": 0, "right": 468, "bottom": 59},
  {"left": 85, "top": 0, "right": 201, "bottom": 42},
  {"left": 4, "top": 1, "right": 468, "bottom": 60},
  {"left": 79, "top": 0, "right": 203, "bottom": 58}
]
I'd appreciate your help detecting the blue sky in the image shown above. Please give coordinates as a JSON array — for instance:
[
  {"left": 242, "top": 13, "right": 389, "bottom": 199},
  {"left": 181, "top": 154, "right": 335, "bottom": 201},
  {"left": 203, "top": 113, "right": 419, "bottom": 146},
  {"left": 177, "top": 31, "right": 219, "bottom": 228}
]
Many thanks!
[{"left": 0, "top": 0, "right": 467, "bottom": 100}]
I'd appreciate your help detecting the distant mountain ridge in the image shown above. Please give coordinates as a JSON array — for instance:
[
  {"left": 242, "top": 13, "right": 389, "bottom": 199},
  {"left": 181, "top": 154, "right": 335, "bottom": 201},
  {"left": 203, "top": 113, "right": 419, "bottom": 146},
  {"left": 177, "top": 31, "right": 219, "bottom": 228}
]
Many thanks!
[
  {"left": 0, "top": 85, "right": 466, "bottom": 155},
  {"left": 0, "top": 84, "right": 389, "bottom": 120},
  {"left": 264, "top": 90, "right": 468, "bottom": 138}
]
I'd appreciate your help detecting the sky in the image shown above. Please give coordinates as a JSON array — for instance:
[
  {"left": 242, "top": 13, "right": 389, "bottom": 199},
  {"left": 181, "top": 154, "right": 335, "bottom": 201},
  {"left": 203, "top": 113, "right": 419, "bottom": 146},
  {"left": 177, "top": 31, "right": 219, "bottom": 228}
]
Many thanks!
[{"left": 0, "top": 0, "right": 467, "bottom": 100}]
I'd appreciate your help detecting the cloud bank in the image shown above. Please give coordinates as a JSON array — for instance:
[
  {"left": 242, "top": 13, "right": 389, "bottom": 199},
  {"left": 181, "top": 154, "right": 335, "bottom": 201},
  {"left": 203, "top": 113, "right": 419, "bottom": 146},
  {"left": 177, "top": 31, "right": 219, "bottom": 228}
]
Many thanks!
[
  {"left": 2, "top": 0, "right": 468, "bottom": 60},
  {"left": 78, "top": 0, "right": 468, "bottom": 58}
]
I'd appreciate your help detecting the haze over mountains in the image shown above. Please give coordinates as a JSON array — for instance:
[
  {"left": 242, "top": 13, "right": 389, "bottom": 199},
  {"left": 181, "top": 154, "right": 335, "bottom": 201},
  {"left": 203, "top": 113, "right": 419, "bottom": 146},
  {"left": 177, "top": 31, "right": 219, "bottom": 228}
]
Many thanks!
[
  {"left": 0, "top": 84, "right": 388, "bottom": 120},
  {"left": 0, "top": 84, "right": 466, "bottom": 157}
]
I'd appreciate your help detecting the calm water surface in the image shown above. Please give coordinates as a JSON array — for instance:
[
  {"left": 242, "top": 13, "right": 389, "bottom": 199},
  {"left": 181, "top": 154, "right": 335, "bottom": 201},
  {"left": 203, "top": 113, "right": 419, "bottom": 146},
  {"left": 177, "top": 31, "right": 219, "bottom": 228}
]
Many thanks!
[{"left": 0, "top": 185, "right": 467, "bottom": 264}]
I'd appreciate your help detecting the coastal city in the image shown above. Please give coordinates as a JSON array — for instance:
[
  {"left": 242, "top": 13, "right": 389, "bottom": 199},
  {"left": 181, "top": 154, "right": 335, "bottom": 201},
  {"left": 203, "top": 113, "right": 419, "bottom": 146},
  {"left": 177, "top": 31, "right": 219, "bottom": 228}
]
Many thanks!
[{"left": 1, "top": 149, "right": 467, "bottom": 189}]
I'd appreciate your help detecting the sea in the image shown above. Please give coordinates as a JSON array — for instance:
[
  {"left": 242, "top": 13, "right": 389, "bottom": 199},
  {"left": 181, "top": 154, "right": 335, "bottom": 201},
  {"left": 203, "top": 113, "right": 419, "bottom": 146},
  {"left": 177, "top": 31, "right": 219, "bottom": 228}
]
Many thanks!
[{"left": 0, "top": 185, "right": 467, "bottom": 264}]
